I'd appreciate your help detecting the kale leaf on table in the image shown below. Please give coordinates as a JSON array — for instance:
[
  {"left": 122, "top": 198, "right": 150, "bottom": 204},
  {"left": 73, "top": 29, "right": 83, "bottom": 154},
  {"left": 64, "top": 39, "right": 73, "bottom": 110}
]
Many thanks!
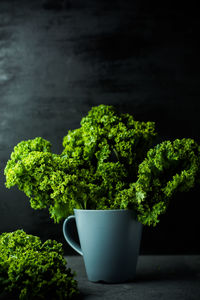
[{"left": 0, "top": 230, "right": 79, "bottom": 300}]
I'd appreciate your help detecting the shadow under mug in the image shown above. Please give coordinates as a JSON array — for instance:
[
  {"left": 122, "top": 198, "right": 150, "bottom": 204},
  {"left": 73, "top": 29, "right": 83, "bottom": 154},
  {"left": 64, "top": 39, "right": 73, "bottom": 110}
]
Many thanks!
[{"left": 63, "top": 209, "right": 142, "bottom": 283}]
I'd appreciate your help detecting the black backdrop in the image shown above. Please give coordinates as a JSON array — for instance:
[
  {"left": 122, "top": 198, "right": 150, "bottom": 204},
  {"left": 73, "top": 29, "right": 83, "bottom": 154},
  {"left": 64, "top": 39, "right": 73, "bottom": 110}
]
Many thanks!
[{"left": 0, "top": 0, "right": 200, "bottom": 254}]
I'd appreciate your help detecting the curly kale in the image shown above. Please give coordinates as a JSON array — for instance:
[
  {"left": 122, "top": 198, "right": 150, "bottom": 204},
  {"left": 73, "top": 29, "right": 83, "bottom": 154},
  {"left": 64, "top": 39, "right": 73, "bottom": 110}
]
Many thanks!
[
  {"left": 4, "top": 105, "right": 200, "bottom": 226},
  {"left": 4, "top": 105, "right": 156, "bottom": 223},
  {"left": 0, "top": 230, "right": 79, "bottom": 300},
  {"left": 116, "top": 138, "right": 200, "bottom": 226}
]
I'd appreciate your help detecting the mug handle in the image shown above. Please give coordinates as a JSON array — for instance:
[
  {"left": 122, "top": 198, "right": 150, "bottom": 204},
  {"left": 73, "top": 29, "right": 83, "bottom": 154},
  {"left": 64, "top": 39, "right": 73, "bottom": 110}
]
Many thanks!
[{"left": 63, "top": 216, "right": 83, "bottom": 256}]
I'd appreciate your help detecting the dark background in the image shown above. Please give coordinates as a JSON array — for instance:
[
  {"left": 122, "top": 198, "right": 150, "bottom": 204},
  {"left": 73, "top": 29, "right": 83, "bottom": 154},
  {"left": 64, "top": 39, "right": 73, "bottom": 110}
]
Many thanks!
[{"left": 0, "top": 0, "right": 200, "bottom": 254}]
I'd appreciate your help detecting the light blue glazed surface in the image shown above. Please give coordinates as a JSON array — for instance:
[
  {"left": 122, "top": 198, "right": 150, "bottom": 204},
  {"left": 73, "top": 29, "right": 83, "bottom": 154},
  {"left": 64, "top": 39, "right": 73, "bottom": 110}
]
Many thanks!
[{"left": 63, "top": 209, "right": 142, "bottom": 283}]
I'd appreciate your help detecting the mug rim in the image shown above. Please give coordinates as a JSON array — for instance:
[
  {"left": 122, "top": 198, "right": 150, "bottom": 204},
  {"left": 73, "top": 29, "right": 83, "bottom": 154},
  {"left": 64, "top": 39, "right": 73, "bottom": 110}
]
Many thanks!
[
  {"left": 73, "top": 208, "right": 137, "bottom": 213},
  {"left": 74, "top": 208, "right": 130, "bottom": 211}
]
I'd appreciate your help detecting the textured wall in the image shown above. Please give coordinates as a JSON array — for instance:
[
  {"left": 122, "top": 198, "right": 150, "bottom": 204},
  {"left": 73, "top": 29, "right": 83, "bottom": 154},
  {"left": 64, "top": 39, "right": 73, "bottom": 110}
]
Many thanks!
[{"left": 0, "top": 0, "right": 200, "bottom": 253}]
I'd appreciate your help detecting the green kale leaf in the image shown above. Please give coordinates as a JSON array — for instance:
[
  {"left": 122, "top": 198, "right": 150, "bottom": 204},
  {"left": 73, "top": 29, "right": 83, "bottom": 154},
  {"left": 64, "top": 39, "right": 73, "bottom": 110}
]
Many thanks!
[
  {"left": 116, "top": 138, "right": 200, "bottom": 226},
  {"left": 4, "top": 105, "right": 157, "bottom": 223},
  {"left": 0, "top": 230, "right": 79, "bottom": 300},
  {"left": 5, "top": 105, "right": 200, "bottom": 226}
]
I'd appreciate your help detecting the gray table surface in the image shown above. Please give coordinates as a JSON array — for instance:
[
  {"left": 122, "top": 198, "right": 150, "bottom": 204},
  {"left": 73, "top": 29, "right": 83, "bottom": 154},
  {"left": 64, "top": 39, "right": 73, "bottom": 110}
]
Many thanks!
[{"left": 65, "top": 255, "right": 200, "bottom": 300}]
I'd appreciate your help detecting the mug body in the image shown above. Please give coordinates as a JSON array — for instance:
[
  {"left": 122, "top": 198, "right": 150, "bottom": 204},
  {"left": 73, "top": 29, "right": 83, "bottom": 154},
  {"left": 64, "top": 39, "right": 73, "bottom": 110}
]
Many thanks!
[{"left": 74, "top": 209, "right": 142, "bottom": 283}]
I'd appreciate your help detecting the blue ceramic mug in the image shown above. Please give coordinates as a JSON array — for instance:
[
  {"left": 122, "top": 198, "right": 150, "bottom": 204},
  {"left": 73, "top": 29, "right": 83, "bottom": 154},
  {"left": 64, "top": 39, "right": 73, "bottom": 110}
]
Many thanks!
[{"left": 63, "top": 209, "right": 142, "bottom": 283}]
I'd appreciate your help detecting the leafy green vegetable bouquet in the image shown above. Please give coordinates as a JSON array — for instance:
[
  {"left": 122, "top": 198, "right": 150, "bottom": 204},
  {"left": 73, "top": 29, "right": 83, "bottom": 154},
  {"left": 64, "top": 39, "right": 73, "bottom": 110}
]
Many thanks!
[
  {"left": 4, "top": 105, "right": 200, "bottom": 226},
  {"left": 0, "top": 230, "right": 79, "bottom": 300}
]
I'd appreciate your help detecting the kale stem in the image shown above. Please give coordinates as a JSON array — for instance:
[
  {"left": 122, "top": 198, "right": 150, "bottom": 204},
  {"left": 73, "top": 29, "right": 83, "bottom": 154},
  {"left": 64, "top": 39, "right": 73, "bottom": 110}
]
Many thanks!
[{"left": 113, "top": 148, "right": 119, "bottom": 160}]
